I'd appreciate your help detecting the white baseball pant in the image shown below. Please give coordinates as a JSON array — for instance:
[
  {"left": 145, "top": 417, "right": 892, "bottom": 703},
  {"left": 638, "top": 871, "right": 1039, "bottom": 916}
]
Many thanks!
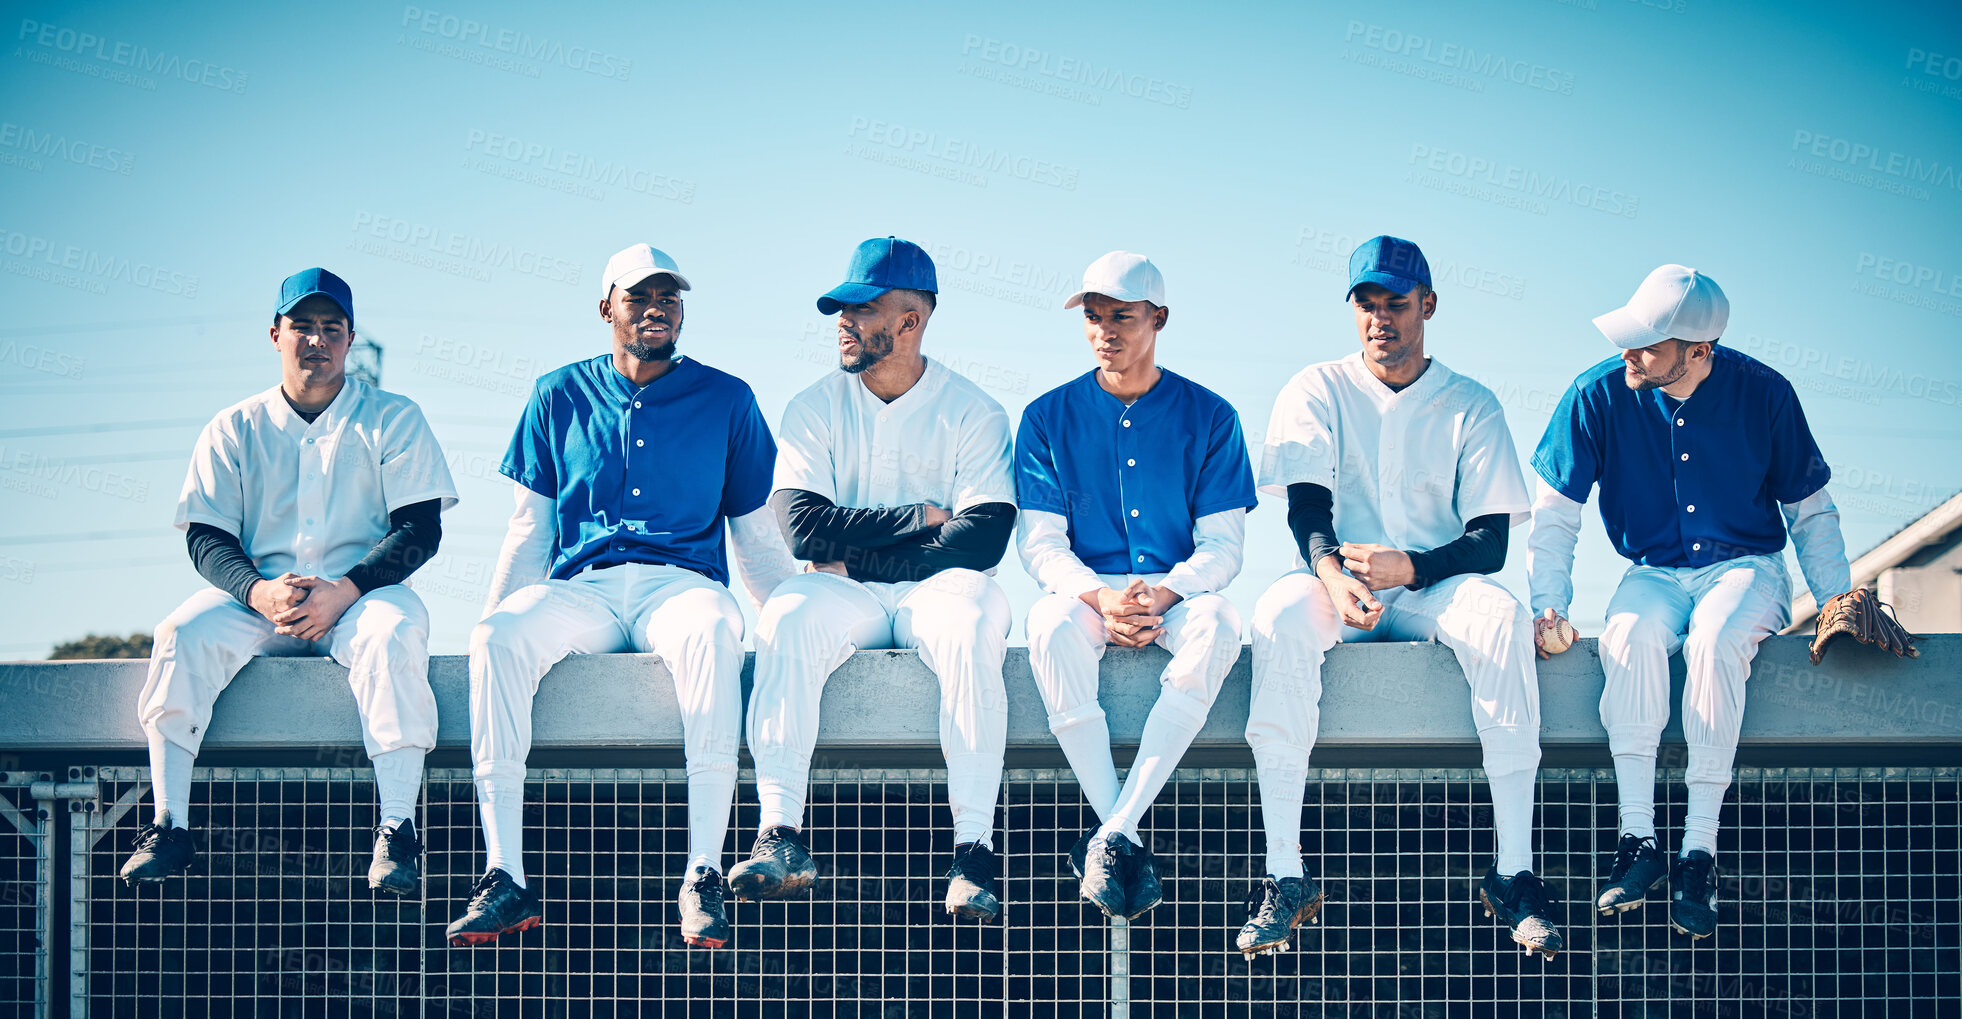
[
  {"left": 1246, "top": 569, "right": 1543, "bottom": 878},
  {"left": 748, "top": 568, "right": 1011, "bottom": 848},
  {"left": 470, "top": 563, "right": 745, "bottom": 881},
  {"left": 1026, "top": 578, "right": 1241, "bottom": 844},
  {"left": 137, "top": 584, "right": 437, "bottom": 826},
  {"left": 1596, "top": 553, "right": 1791, "bottom": 856}
]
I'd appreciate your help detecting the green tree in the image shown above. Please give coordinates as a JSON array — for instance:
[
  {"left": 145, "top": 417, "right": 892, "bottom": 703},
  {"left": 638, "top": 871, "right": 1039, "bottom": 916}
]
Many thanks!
[{"left": 49, "top": 633, "right": 153, "bottom": 660}]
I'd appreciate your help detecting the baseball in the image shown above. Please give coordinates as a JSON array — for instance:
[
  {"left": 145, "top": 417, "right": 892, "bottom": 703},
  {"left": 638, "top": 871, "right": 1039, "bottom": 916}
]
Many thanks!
[{"left": 1537, "top": 611, "right": 1575, "bottom": 655}]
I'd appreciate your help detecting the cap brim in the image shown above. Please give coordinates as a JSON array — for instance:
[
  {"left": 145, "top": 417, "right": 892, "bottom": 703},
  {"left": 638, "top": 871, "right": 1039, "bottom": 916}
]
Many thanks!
[
  {"left": 1063, "top": 287, "right": 1153, "bottom": 310},
  {"left": 816, "top": 282, "right": 891, "bottom": 315},
  {"left": 277, "top": 290, "right": 353, "bottom": 324},
  {"left": 609, "top": 268, "right": 692, "bottom": 295},
  {"left": 1345, "top": 271, "right": 1424, "bottom": 300},
  {"left": 1592, "top": 305, "right": 1671, "bottom": 350}
]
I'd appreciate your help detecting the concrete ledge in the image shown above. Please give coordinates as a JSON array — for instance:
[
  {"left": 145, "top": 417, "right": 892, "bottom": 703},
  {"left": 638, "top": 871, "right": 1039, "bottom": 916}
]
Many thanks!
[{"left": 2, "top": 636, "right": 1955, "bottom": 766}]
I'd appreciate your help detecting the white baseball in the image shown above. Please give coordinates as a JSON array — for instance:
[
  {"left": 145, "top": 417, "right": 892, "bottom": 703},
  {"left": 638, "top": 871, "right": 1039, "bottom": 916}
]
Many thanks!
[{"left": 1538, "top": 613, "right": 1575, "bottom": 655}]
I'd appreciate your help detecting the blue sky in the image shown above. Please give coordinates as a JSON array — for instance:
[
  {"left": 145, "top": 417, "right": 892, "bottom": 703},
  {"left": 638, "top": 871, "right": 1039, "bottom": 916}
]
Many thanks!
[{"left": 3, "top": 0, "right": 1959, "bottom": 658}]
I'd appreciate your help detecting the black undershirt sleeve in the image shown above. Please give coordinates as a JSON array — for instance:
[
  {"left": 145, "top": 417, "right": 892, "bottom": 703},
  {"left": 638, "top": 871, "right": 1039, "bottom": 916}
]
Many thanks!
[
  {"left": 772, "top": 489, "right": 943, "bottom": 562},
  {"left": 186, "top": 523, "right": 267, "bottom": 608},
  {"left": 838, "top": 502, "right": 1017, "bottom": 584},
  {"left": 1404, "top": 513, "right": 1511, "bottom": 590},
  {"left": 342, "top": 499, "right": 445, "bottom": 593},
  {"left": 1284, "top": 483, "right": 1341, "bottom": 571}
]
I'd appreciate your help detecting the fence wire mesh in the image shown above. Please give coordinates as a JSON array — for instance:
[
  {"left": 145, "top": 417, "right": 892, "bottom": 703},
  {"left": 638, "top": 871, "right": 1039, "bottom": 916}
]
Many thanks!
[
  {"left": 0, "top": 773, "right": 50, "bottom": 1019},
  {"left": 58, "top": 765, "right": 1962, "bottom": 1017}
]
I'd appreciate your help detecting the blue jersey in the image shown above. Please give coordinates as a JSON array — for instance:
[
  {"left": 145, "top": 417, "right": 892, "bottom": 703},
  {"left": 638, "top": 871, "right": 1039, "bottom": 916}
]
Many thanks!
[
  {"left": 501, "top": 354, "right": 776, "bottom": 584},
  {"left": 1014, "top": 368, "right": 1256, "bottom": 574},
  {"left": 1531, "top": 346, "right": 1830, "bottom": 568}
]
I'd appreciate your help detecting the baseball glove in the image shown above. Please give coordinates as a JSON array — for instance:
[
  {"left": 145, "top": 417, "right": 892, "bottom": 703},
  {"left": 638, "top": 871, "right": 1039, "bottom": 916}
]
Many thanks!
[{"left": 1809, "top": 588, "right": 1920, "bottom": 665}]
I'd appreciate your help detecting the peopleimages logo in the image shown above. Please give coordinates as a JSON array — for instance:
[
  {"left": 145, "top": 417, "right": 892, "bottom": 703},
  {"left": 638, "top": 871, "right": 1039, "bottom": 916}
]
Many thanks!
[
  {"left": 15, "top": 19, "right": 249, "bottom": 93},
  {"left": 399, "top": 7, "right": 631, "bottom": 81},
  {"left": 846, "top": 117, "right": 1080, "bottom": 191},
  {"left": 1790, "top": 130, "right": 1962, "bottom": 193},
  {"left": 1344, "top": 22, "right": 1576, "bottom": 95},
  {"left": 959, "top": 35, "right": 1193, "bottom": 109}
]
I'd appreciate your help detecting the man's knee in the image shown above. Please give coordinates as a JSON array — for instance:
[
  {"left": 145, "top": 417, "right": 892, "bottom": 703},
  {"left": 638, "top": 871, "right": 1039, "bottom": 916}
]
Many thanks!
[
  {"left": 1026, "top": 594, "right": 1095, "bottom": 653},
  {"left": 1252, "top": 573, "right": 1338, "bottom": 649},
  {"left": 1683, "top": 621, "right": 1759, "bottom": 670},
  {"left": 1179, "top": 592, "right": 1243, "bottom": 641},
  {"left": 1599, "top": 611, "right": 1675, "bottom": 663}
]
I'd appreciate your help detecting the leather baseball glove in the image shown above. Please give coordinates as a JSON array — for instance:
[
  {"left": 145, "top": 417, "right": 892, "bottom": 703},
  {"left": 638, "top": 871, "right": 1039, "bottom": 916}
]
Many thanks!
[{"left": 1809, "top": 588, "right": 1920, "bottom": 665}]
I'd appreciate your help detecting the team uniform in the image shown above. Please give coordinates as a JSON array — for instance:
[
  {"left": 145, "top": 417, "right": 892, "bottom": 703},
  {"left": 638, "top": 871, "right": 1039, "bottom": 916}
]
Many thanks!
[
  {"left": 1530, "top": 339, "right": 1849, "bottom": 936},
  {"left": 740, "top": 357, "right": 1018, "bottom": 910},
  {"left": 130, "top": 374, "right": 457, "bottom": 887},
  {"left": 1016, "top": 367, "right": 1255, "bottom": 919},
  {"left": 1248, "top": 350, "right": 1551, "bottom": 954},
  {"left": 454, "top": 350, "right": 795, "bottom": 947}
]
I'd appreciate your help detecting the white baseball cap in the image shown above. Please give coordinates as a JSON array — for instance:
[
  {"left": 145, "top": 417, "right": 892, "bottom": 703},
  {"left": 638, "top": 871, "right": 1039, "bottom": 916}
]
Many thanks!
[
  {"left": 1064, "top": 250, "right": 1165, "bottom": 309},
  {"left": 601, "top": 243, "right": 692, "bottom": 298},
  {"left": 1593, "top": 264, "right": 1729, "bottom": 349}
]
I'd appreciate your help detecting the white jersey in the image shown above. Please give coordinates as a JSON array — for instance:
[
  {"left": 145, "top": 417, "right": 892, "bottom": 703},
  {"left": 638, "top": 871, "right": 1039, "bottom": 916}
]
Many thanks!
[
  {"left": 1259, "top": 351, "right": 1528, "bottom": 556},
  {"left": 774, "top": 356, "right": 1015, "bottom": 514},
  {"left": 175, "top": 378, "right": 459, "bottom": 580}
]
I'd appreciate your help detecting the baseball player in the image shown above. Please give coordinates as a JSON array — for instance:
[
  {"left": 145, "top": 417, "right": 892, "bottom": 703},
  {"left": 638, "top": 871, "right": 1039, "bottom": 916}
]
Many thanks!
[
  {"left": 732, "top": 237, "right": 1018, "bottom": 921},
  {"left": 449, "top": 244, "right": 797, "bottom": 949},
  {"left": 1015, "top": 251, "right": 1255, "bottom": 921},
  {"left": 1528, "top": 265, "right": 1851, "bottom": 939},
  {"left": 1243, "top": 236, "right": 1559, "bottom": 959},
  {"left": 120, "top": 268, "right": 457, "bottom": 899}
]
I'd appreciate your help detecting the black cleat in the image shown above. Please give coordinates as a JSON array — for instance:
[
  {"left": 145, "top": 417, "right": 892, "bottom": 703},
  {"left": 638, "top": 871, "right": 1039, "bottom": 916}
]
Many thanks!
[
  {"left": 1079, "top": 832, "right": 1131, "bottom": 919},
  {"left": 1236, "top": 875, "right": 1327, "bottom": 958},
  {"left": 1066, "top": 828, "right": 1093, "bottom": 880},
  {"left": 728, "top": 825, "right": 819, "bottom": 901},
  {"left": 1595, "top": 833, "right": 1667, "bottom": 916},
  {"left": 944, "top": 842, "right": 1003, "bottom": 921},
  {"left": 1124, "top": 840, "right": 1163, "bottom": 921},
  {"left": 1478, "top": 867, "right": 1566, "bottom": 960},
  {"left": 677, "top": 866, "right": 732, "bottom": 948},
  {"left": 1670, "top": 850, "right": 1720, "bottom": 939},
  {"left": 445, "top": 869, "right": 543, "bottom": 947},
  {"left": 367, "top": 820, "right": 422, "bottom": 896},
  {"left": 119, "top": 816, "right": 195, "bottom": 887}
]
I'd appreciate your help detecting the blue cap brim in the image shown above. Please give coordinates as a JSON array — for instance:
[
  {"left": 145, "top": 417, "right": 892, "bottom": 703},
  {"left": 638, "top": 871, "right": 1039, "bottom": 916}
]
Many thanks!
[
  {"left": 1345, "top": 271, "right": 1424, "bottom": 300},
  {"left": 277, "top": 290, "right": 353, "bottom": 324},
  {"left": 816, "top": 282, "right": 891, "bottom": 315}
]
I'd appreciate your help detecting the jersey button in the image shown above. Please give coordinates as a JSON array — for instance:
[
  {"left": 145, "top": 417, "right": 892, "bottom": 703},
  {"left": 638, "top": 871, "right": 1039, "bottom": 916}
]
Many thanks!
[
  {"left": 1686, "top": 505, "right": 1696, "bottom": 513},
  {"left": 1692, "top": 542, "right": 1702, "bottom": 551},
  {"left": 1136, "top": 554, "right": 1145, "bottom": 563},
  {"left": 632, "top": 488, "right": 641, "bottom": 496},
  {"left": 633, "top": 401, "right": 642, "bottom": 409},
  {"left": 636, "top": 439, "right": 645, "bottom": 447},
  {"left": 1676, "top": 419, "right": 1685, "bottom": 426},
  {"left": 1126, "top": 459, "right": 1136, "bottom": 467},
  {"left": 1122, "top": 420, "right": 1132, "bottom": 428},
  {"left": 1680, "top": 453, "right": 1689, "bottom": 461},
  {"left": 1130, "top": 509, "right": 1139, "bottom": 517}
]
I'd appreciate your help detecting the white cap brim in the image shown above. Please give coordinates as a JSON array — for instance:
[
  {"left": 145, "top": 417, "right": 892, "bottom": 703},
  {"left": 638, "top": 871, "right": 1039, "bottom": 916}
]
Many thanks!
[
  {"left": 1063, "top": 287, "right": 1154, "bottom": 310},
  {"left": 1592, "top": 305, "right": 1670, "bottom": 350},
  {"left": 608, "top": 267, "right": 692, "bottom": 295}
]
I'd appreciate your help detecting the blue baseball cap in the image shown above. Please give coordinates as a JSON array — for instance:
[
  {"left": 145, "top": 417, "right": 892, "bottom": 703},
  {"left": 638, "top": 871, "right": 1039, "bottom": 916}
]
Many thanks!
[
  {"left": 1346, "top": 236, "right": 1431, "bottom": 299},
  {"left": 277, "top": 267, "right": 354, "bottom": 328},
  {"left": 816, "top": 236, "right": 938, "bottom": 315}
]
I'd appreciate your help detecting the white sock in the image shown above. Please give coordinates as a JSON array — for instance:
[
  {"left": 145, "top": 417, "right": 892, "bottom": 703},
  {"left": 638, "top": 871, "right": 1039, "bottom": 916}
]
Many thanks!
[
  {"left": 476, "top": 774, "right": 528, "bottom": 888},
  {"left": 148, "top": 734, "right": 194, "bottom": 829},
  {"left": 953, "top": 821, "right": 993, "bottom": 851},
  {"left": 686, "top": 764, "right": 738, "bottom": 875},
  {"left": 1487, "top": 768, "right": 1536, "bottom": 877},
  {"left": 1097, "top": 693, "right": 1206, "bottom": 848},
  {"left": 371, "top": 748, "right": 425, "bottom": 829},
  {"left": 1613, "top": 752, "right": 1658, "bottom": 840},
  {"left": 1048, "top": 706, "right": 1120, "bottom": 824},
  {"left": 1681, "top": 781, "right": 1726, "bottom": 858},
  {"left": 1254, "top": 748, "right": 1307, "bottom": 880}
]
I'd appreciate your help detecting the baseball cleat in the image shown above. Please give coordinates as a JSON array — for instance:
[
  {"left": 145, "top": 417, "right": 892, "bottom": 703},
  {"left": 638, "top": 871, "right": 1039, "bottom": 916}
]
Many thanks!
[
  {"left": 1124, "top": 840, "right": 1163, "bottom": 921},
  {"left": 119, "top": 815, "right": 196, "bottom": 886},
  {"left": 728, "top": 825, "right": 819, "bottom": 901},
  {"left": 1478, "top": 867, "right": 1565, "bottom": 961},
  {"left": 1669, "top": 850, "right": 1720, "bottom": 939},
  {"left": 1066, "top": 828, "right": 1093, "bottom": 880},
  {"left": 446, "top": 869, "right": 543, "bottom": 947},
  {"left": 367, "top": 820, "right": 422, "bottom": 896},
  {"left": 1078, "top": 832, "right": 1131, "bottom": 919},
  {"left": 943, "top": 842, "right": 1003, "bottom": 921},
  {"left": 1595, "top": 833, "right": 1667, "bottom": 916},
  {"left": 677, "top": 865, "right": 732, "bottom": 948},
  {"left": 1236, "top": 875, "right": 1326, "bottom": 959}
]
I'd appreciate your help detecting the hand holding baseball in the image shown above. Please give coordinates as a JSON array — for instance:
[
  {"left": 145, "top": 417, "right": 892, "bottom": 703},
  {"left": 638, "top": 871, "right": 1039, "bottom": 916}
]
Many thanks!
[{"left": 1535, "top": 608, "right": 1578, "bottom": 659}]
